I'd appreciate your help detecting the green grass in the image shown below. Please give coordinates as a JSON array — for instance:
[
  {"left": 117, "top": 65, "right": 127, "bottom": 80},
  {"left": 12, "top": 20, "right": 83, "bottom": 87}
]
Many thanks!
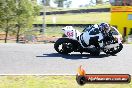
[
  {"left": 42, "top": 4, "right": 111, "bottom": 12},
  {"left": 128, "top": 42, "right": 132, "bottom": 44},
  {"left": 44, "top": 26, "right": 83, "bottom": 37},
  {"left": 44, "top": 26, "right": 63, "bottom": 37},
  {"left": 35, "top": 12, "right": 110, "bottom": 24},
  {"left": 0, "top": 76, "right": 131, "bottom": 88},
  {"left": 77, "top": 4, "right": 110, "bottom": 10}
]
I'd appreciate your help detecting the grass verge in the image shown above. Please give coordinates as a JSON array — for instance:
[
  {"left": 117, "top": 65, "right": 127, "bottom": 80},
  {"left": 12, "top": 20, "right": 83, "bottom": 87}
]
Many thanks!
[
  {"left": 35, "top": 12, "right": 110, "bottom": 24},
  {"left": 0, "top": 76, "right": 131, "bottom": 88}
]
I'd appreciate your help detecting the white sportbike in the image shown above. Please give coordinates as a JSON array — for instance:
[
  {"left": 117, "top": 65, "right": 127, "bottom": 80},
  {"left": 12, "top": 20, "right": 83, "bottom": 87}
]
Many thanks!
[{"left": 54, "top": 25, "right": 123, "bottom": 56}]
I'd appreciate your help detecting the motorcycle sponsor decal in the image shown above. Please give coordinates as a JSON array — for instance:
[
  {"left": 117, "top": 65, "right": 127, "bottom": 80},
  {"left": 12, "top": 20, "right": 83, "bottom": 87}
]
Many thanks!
[{"left": 76, "top": 66, "right": 131, "bottom": 85}]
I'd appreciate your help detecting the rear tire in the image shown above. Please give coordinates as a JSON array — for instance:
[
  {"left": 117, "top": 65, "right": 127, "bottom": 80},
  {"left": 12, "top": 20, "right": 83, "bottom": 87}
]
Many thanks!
[{"left": 54, "top": 38, "right": 77, "bottom": 54}]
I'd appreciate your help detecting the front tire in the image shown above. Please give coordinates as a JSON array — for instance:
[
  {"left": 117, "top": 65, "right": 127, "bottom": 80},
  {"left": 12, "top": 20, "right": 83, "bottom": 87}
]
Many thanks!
[{"left": 103, "top": 43, "right": 123, "bottom": 55}]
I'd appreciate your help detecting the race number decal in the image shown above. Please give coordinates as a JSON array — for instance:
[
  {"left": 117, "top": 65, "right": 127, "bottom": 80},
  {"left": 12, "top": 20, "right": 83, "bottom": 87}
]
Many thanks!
[{"left": 67, "top": 32, "right": 73, "bottom": 37}]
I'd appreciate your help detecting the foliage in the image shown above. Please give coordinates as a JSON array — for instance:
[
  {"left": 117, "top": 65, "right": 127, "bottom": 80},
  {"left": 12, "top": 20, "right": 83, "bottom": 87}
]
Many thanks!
[
  {"left": 45, "top": 0, "right": 50, "bottom": 6},
  {"left": 0, "top": 0, "right": 40, "bottom": 43},
  {"left": 0, "top": 0, "right": 16, "bottom": 43},
  {"left": 96, "top": 0, "right": 103, "bottom": 4},
  {"left": 128, "top": 28, "right": 132, "bottom": 35},
  {"left": 14, "top": 0, "right": 40, "bottom": 42},
  {"left": 41, "top": 0, "right": 50, "bottom": 6},
  {"left": 54, "top": 0, "right": 67, "bottom": 7},
  {"left": 65, "top": 0, "right": 72, "bottom": 8}
]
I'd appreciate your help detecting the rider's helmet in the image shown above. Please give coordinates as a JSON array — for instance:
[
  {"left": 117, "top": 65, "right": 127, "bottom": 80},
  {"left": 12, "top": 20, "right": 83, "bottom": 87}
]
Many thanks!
[{"left": 99, "top": 23, "right": 110, "bottom": 33}]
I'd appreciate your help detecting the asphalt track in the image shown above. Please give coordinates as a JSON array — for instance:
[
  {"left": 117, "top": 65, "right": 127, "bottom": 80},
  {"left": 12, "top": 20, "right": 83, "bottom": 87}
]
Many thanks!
[{"left": 0, "top": 43, "right": 132, "bottom": 75}]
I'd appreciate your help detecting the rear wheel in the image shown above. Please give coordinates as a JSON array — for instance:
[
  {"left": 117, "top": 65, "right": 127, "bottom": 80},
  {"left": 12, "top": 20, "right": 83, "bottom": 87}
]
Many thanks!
[{"left": 54, "top": 38, "right": 76, "bottom": 54}]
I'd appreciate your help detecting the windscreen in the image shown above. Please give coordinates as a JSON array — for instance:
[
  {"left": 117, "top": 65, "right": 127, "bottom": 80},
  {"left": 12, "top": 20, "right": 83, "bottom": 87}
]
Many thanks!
[{"left": 111, "top": 27, "right": 120, "bottom": 35}]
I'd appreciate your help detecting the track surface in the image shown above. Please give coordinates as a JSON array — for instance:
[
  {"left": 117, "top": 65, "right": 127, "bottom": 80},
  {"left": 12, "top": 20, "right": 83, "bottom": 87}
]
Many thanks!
[{"left": 0, "top": 43, "right": 132, "bottom": 75}]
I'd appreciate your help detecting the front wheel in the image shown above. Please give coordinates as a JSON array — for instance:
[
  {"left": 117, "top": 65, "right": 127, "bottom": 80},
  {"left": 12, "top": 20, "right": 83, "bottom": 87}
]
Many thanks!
[
  {"left": 103, "top": 43, "right": 123, "bottom": 55},
  {"left": 54, "top": 38, "right": 76, "bottom": 54}
]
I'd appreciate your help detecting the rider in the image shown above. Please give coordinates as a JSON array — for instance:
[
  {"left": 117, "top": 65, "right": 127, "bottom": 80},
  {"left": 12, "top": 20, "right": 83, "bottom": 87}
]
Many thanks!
[
  {"left": 99, "top": 23, "right": 113, "bottom": 44},
  {"left": 99, "top": 23, "right": 111, "bottom": 35}
]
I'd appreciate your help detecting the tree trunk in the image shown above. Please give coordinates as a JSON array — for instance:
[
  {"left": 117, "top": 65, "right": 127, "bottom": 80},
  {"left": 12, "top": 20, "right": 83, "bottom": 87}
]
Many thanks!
[
  {"left": 4, "top": 20, "right": 9, "bottom": 43},
  {"left": 5, "top": 28, "right": 9, "bottom": 43},
  {"left": 16, "top": 25, "right": 20, "bottom": 43}
]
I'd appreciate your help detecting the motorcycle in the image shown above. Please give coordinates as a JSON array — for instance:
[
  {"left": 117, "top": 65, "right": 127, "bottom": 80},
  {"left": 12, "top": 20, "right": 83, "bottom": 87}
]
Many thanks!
[{"left": 54, "top": 25, "right": 123, "bottom": 56}]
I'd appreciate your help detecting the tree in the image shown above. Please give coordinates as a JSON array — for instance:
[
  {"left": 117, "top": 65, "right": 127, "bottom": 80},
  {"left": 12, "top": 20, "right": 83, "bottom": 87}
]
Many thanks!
[
  {"left": 65, "top": 0, "right": 72, "bottom": 8},
  {"left": 45, "top": 0, "right": 50, "bottom": 6},
  {"left": 54, "top": 0, "right": 67, "bottom": 7},
  {"left": 0, "top": 0, "right": 40, "bottom": 43},
  {"left": 129, "top": 28, "right": 132, "bottom": 35},
  {"left": 15, "top": 0, "right": 40, "bottom": 43},
  {"left": 42, "top": 0, "right": 50, "bottom": 6},
  {"left": 89, "top": 0, "right": 96, "bottom": 5},
  {"left": 0, "top": 0, "right": 16, "bottom": 43},
  {"left": 96, "top": 0, "right": 103, "bottom": 4}
]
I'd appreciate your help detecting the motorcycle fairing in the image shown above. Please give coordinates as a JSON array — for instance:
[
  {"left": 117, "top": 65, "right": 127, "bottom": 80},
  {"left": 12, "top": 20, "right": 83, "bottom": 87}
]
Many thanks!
[{"left": 79, "top": 24, "right": 104, "bottom": 48}]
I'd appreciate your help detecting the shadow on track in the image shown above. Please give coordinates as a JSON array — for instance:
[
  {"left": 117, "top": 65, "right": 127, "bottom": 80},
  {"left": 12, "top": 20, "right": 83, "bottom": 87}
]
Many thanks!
[{"left": 36, "top": 53, "right": 111, "bottom": 60}]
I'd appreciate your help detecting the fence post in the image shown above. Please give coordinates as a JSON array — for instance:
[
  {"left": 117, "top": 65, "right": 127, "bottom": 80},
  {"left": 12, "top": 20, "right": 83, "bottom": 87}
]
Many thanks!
[{"left": 123, "top": 27, "right": 127, "bottom": 43}]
